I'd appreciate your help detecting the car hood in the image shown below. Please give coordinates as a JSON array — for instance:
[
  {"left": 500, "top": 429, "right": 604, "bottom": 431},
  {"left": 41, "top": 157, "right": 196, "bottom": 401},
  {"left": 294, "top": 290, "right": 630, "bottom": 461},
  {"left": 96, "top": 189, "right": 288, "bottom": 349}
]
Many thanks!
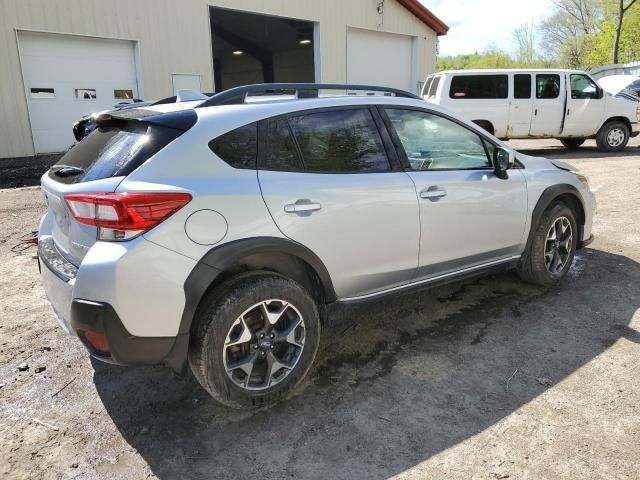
[{"left": 597, "top": 75, "right": 640, "bottom": 95}]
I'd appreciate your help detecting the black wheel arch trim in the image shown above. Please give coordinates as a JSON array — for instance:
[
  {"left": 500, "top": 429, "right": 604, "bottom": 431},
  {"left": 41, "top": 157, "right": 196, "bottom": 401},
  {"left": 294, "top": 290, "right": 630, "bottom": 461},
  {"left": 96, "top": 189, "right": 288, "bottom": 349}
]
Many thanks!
[
  {"left": 165, "top": 237, "right": 337, "bottom": 371},
  {"left": 522, "top": 183, "right": 587, "bottom": 266}
]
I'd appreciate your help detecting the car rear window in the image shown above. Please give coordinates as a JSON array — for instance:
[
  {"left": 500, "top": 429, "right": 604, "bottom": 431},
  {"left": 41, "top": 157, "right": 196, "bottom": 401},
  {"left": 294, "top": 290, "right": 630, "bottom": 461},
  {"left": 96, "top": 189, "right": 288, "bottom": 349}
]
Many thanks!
[
  {"left": 449, "top": 75, "right": 508, "bottom": 99},
  {"left": 49, "top": 123, "right": 181, "bottom": 184},
  {"left": 208, "top": 123, "right": 257, "bottom": 169}
]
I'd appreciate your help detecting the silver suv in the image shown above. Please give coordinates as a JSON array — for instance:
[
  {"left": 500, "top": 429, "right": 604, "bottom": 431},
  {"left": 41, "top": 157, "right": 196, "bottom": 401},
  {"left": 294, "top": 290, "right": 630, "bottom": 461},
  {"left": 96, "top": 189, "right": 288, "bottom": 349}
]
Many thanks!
[{"left": 38, "top": 83, "right": 595, "bottom": 408}]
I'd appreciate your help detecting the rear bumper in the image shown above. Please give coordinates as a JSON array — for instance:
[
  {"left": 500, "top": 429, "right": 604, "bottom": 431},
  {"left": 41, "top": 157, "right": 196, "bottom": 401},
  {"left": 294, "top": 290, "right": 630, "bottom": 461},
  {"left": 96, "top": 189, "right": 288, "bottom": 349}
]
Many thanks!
[{"left": 71, "top": 299, "right": 178, "bottom": 366}]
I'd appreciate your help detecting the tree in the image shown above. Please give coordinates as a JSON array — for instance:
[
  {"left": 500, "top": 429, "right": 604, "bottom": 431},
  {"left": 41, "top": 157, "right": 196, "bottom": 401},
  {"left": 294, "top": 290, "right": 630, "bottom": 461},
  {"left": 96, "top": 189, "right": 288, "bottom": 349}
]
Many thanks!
[
  {"left": 612, "top": 0, "right": 638, "bottom": 63},
  {"left": 539, "top": 0, "right": 602, "bottom": 67},
  {"left": 513, "top": 21, "right": 537, "bottom": 65}
]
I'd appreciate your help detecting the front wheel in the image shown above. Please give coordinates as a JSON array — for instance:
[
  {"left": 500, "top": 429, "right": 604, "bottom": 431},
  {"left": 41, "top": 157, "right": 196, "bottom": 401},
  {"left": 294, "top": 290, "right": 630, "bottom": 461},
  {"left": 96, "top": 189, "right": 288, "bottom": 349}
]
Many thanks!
[
  {"left": 559, "top": 138, "right": 585, "bottom": 150},
  {"left": 518, "top": 202, "right": 577, "bottom": 286},
  {"left": 189, "top": 273, "right": 321, "bottom": 409},
  {"left": 596, "top": 121, "right": 629, "bottom": 152}
]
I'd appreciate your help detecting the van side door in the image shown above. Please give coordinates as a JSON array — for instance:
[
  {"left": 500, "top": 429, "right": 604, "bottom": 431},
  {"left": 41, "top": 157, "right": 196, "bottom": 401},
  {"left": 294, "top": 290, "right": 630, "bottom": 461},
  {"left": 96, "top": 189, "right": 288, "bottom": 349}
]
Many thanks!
[
  {"left": 507, "top": 73, "right": 534, "bottom": 137},
  {"left": 529, "top": 73, "right": 565, "bottom": 136},
  {"left": 561, "top": 73, "right": 605, "bottom": 137}
]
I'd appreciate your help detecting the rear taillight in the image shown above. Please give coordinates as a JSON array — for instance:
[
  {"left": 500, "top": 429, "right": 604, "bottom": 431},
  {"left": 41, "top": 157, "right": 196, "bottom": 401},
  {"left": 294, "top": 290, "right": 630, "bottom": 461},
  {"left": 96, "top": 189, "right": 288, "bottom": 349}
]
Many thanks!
[{"left": 64, "top": 192, "right": 192, "bottom": 241}]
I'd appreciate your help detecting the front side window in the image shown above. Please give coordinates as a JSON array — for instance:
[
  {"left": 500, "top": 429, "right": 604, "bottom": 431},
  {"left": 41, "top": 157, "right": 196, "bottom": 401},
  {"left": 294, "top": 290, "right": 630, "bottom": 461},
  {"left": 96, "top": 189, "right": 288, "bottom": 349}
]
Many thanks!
[
  {"left": 514, "top": 74, "right": 532, "bottom": 99},
  {"left": 385, "top": 108, "right": 492, "bottom": 170},
  {"left": 536, "top": 74, "right": 560, "bottom": 99},
  {"left": 427, "top": 76, "right": 441, "bottom": 98},
  {"left": 208, "top": 123, "right": 257, "bottom": 169},
  {"left": 287, "top": 109, "right": 390, "bottom": 172},
  {"left": 449, "top": 75, "right": 508, "bottom": 99},
  {"left": 570, "top": 74, "right": 599, "bottom": 99}
]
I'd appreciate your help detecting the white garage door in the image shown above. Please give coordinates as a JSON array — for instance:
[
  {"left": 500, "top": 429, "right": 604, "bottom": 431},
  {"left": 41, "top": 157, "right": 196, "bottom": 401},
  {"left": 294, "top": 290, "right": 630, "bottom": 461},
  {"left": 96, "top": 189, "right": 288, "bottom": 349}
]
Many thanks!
[
  {"left": 18, "top": 31, "right": 139, "bottom": 154},
  {"left": 347, "top": 28, "right": 414, "bottom": 93}
]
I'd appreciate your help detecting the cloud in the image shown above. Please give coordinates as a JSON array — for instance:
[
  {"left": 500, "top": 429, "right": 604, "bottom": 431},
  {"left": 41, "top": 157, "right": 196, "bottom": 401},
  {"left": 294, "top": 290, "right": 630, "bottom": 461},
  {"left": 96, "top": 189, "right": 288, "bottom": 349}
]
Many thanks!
[{"left": 419, "top": 0, "right": 554, "bottom": 56}]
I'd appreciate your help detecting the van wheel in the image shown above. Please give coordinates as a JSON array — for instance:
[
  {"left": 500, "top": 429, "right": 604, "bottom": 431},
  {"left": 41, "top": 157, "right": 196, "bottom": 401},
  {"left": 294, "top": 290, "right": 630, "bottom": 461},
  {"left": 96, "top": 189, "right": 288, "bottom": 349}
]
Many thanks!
[
  {"left": 518, "top": 202, "right": 577, "bottom": 286},
  {"left": 472, "top": 120, "right": 494, "bottom": 135},
  {"left": 596, "top": 121, "right": 629, "bottom": 152},
  {"left": 189, "top": 273, "right": 321, "bottom": 409},
  {"left": 559, "top": 138, "right": 585, "bottom": 150}
]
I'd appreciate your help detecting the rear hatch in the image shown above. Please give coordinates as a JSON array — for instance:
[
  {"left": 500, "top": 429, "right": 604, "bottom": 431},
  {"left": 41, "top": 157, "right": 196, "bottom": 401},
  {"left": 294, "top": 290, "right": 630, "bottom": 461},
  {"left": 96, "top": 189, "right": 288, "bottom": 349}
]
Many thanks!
[{"left": 41, "top": 106, "right": 197, "bottom": 266}]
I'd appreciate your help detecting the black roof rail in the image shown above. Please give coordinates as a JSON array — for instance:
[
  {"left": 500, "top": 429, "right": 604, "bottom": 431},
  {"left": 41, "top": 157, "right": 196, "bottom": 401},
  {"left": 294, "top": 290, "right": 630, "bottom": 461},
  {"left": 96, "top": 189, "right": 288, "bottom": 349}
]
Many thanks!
[{"left": 196, "top": 83, "right": 421, "bottom": 108}]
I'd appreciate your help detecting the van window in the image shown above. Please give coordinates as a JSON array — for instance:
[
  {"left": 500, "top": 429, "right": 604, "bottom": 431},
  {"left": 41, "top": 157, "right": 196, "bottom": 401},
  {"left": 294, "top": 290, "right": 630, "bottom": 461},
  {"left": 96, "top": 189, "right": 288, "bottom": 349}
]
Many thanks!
[
  {"left": 287, "top": 109, "right": 390, "bottom": 172},
  {"left": 421, "top": 76, "right": 433, "bottom": 97},
  {"left": 449, "top": 75, "right": 508, "bottom": 99},
  {"left": 426, "top": 76, "right": 441, "bottom": 98},
  {"left": 536, "top": 74, "right": 560, "bottom": 99},
  {"left": 570, "top": 74, "right": 599, "bottom": 99},
  {"left": 514, "top": 74, "right": 531, "bottom": 99}
]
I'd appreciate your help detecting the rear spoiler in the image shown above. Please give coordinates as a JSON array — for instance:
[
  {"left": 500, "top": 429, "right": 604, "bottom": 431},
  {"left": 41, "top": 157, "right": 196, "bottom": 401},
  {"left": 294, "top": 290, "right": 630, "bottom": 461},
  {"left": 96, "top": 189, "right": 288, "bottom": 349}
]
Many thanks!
[{"left": 96, "top": 108, "right": 197, "bottom": 131}]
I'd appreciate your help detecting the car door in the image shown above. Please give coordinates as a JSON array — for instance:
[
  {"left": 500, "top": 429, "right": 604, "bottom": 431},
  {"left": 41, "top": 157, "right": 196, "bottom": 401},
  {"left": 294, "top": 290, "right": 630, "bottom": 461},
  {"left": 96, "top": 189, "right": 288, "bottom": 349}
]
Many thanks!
[
  {"left": 381, "top": 107, "right": 527, "bottom": 278},
  {"left": 257, "top": 107, "right": 420, "bottom": 299},
  {"left": 508, "top": 73, "right": 534, "bottom": 137},
  {"left": 529, "top": 73, "right": 565, "bottom": 136},
  {"left": 562, "top": 73, "right": 605, "bottom": 137}
]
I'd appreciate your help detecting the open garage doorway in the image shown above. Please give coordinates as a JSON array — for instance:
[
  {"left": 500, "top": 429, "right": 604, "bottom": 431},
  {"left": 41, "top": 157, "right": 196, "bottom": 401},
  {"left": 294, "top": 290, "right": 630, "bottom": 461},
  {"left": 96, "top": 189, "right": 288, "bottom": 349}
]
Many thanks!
[{"left": 209, "top": 7, "right": 316, "bottom": 92}]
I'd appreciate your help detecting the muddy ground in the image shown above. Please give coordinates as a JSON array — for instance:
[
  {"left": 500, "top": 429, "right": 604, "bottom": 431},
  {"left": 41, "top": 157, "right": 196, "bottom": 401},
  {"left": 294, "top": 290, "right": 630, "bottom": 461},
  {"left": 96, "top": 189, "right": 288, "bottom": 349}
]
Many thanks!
[{"left": 1, "top": 138, "right": 639, "bottom": 479}]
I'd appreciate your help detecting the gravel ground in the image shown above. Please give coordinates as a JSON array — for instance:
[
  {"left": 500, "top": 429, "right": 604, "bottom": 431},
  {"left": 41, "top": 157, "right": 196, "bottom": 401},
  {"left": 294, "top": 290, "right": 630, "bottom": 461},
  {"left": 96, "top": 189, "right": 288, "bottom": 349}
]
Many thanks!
[{"left": 0, "top": 138, "right": 639, "bottom": 479}]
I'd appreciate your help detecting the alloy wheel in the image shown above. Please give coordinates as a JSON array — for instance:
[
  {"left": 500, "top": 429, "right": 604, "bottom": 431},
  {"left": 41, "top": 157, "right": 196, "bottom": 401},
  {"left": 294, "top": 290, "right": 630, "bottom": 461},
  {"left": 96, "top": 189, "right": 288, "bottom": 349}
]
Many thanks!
[
  {"left": 544, "top": 216, "right": 573, "bottom": 274},
  {"left": 222, "top": 299, "right": 306, "bottom": 391}
]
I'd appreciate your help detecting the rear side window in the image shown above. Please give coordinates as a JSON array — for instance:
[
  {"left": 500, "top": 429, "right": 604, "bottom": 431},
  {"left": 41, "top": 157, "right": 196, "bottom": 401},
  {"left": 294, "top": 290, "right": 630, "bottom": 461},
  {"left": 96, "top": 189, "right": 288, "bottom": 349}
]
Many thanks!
[
  {"left": 209, "top": 123, "right": 257, "bottom": 169},
  {"left": 287, "top": 109, "right": 390, "bottom": 172},
  {"left": 259, "top": 118, "right": 303, "bottom": 171},
  {"left": 536, "top": 74, "right": 560, "bottom": 99},
  {"left": 514, "top": 74, "right": 531, "bottom": 99},
  {"left": 449, "top": 75, "right": 508, "bottom": 99},
  {"left": 50, "top": 124, "right": 181, "bottom": 184},
  {"left": 421, "top": 76, "right": 433, "bottom": 97}
]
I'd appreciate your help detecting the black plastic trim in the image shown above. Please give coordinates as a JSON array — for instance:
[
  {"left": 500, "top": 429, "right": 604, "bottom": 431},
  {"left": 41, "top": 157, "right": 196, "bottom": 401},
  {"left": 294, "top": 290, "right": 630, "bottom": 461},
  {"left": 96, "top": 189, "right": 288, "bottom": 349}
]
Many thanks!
[
  {"left": 522, "top": 184, "right": 586, "bottom": 262},
  {"left": 70, "top": 300, "right": 175, "bottom": 366}
]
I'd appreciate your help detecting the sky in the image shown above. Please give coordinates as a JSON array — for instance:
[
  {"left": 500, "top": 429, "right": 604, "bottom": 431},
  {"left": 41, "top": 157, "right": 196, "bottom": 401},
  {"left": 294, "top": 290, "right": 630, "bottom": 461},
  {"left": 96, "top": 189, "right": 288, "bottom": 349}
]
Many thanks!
[{"left": 419, "top": 0, "right": 554, "bottom": 57}]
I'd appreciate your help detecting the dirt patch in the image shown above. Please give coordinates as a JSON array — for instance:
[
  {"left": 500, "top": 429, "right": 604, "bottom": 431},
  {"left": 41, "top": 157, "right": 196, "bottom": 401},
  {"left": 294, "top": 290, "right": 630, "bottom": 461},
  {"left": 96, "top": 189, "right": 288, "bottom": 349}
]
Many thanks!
[
  {"left": 0, "top": 138, "right": 639, "bottom": 479},
  {"left": 0, "top": 154, "right": 63, "bottom": 189}
]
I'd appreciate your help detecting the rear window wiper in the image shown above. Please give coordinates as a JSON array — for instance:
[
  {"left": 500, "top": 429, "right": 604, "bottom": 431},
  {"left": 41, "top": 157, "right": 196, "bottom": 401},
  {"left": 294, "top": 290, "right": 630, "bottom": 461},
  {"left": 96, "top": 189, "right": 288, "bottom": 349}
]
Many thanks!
[{"left": 51, "top": 165, "right": 85, "bottom": 177}]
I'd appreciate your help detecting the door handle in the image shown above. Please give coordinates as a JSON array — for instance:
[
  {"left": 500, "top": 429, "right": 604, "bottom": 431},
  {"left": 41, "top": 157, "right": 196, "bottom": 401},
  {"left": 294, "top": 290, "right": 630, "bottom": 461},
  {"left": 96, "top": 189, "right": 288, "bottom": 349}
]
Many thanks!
[
  {"left": 284, "top": 200, "right": 322, "bottom": 213},
  {"left": 420, "top": 188, "right": 446, "bottom": 200}
]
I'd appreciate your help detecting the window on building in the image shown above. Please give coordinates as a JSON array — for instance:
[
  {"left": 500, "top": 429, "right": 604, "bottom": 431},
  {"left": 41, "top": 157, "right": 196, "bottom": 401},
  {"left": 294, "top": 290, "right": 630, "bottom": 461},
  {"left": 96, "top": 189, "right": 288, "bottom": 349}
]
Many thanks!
[
  {"left": 208, "top": 123, "right": 257, "bottom": 169},
  {"left": 114, "top": 89, "right": 134, "bottom": 100},
  {"left": 287, "top": 109, "right": 390, "bottom": 172},
  {"left": 449, "top": 75, "right": 508, "bottom": 99},
  {"left": 75, "top": 89, "right": 97, "bottom": 100},
  {"left": 30, "top": 88, "right": 55, "bottom": 99}
]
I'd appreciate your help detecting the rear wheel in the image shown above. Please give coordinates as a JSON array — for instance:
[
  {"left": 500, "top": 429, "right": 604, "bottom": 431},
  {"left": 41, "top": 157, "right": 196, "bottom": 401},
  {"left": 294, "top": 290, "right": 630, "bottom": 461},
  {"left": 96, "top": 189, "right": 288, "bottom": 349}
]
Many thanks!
[
  {"left": 559, "top": 138, "right": 585, "bottom": 150},
  {"left": 189, "top": 273, "right": 321, "bottom": 409},
  {"left": 596, "top": 121, "right": 629, "bottom": 152},
  {"left": 518, "top": 202, "right": 577, "bottom": 286}
]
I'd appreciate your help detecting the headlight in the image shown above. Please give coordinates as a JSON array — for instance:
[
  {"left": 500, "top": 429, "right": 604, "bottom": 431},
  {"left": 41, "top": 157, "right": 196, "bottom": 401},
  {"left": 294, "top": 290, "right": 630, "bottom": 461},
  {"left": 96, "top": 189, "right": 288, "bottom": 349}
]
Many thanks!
[{"left": 575, "top": 172, "right": 589, "bottom": 186}]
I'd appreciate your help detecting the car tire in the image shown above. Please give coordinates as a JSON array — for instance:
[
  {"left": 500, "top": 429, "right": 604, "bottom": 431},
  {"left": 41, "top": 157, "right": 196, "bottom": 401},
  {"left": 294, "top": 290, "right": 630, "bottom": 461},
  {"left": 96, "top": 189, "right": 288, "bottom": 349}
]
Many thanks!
[
  {"left": 518, "top": 202, "right": 577, "bottom": 287},
  {"left": 189, "top": 272, "right": 321, "bottom": 409},
  {"left": 559, "top": 138, "right": 585, "bottom": 150},
  {"left": 596, "top": 121, "right": 629, "bottom": 152}
]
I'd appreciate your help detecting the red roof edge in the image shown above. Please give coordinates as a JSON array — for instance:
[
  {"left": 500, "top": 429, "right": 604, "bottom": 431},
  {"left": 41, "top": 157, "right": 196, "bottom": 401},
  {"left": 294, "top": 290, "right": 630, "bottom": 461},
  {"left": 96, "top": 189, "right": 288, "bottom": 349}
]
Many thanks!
[{"left": 395, "top": 0, "right": 449, "bottom": 35}]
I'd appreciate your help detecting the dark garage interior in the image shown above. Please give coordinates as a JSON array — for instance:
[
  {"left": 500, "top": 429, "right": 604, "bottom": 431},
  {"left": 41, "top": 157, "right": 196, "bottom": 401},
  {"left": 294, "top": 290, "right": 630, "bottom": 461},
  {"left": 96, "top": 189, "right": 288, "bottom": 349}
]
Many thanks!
[{"left": 210, "top": 7, "right": 315, "bottom": 92}]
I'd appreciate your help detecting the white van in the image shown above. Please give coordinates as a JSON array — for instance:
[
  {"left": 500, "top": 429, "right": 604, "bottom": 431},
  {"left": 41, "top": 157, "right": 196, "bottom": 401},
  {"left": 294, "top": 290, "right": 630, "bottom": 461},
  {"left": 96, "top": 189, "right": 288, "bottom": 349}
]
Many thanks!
[{"left": 422, "top": 69, "right": 640, "bottom": 151}]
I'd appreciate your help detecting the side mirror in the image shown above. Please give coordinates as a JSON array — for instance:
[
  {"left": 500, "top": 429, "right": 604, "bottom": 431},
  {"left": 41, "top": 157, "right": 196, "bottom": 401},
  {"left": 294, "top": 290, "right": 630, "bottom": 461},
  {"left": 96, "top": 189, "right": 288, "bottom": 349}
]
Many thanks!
[
  {"left": 597, "top": 86, "right": 604, "bottom": 99},
  {"left": 493, "top": 147, "right": 514, "bottom": 179}
]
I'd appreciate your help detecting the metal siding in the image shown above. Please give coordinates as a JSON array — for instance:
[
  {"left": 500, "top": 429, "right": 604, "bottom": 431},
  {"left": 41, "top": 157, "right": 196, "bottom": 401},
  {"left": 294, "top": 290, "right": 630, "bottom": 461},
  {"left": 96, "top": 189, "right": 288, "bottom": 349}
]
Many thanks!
[{"left": 0, "top": 0, "right": 437, "bottom": 158}]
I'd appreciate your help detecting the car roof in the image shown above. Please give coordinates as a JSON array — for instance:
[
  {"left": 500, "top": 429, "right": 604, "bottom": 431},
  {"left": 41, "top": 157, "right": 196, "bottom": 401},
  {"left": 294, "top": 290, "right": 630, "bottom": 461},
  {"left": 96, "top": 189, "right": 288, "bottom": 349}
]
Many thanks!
[{"left": 432, "top": 68, "right": 586, "bottom": 75}]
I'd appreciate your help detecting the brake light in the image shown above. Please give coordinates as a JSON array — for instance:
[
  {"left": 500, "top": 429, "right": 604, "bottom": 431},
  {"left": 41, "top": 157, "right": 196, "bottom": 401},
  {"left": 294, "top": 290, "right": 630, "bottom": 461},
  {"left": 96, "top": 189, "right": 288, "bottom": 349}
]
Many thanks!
[{"left": 64, "top": 192, "right": 192, "bottom": 241}]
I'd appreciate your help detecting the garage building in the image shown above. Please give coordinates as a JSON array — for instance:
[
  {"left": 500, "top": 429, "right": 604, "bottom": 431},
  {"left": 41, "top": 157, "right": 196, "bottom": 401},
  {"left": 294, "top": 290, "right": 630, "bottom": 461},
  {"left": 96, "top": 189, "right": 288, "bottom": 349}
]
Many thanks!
[{"left": 0, "top": 0, "right": 447, "bottom": 158}]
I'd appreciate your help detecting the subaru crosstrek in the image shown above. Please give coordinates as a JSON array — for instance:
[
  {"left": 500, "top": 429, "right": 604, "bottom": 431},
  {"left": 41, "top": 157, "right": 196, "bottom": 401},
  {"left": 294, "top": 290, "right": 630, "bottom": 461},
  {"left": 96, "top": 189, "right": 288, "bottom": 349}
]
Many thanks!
[{"left": 38, "top": 83, "right": 596, "bottom": 408}]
